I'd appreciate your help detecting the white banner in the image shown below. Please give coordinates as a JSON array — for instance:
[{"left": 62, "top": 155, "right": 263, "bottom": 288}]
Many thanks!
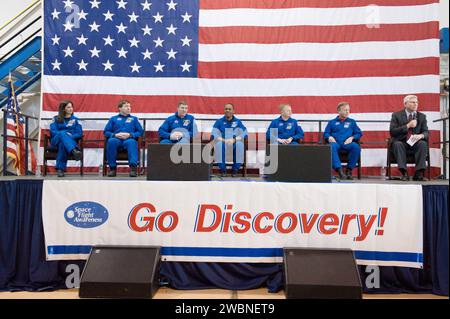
[{"left": 42, "top": 181, "right": 423, "bottom": 268}]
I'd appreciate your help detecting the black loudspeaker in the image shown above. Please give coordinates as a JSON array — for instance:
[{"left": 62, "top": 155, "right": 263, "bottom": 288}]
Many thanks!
[
  {"left": 79, "top": 246, "right": 161, "bottom": 299},
  {"left": 147, "top": 143, "right": 212, "bottom": 181},
  {"left": 265, "top": 144, "right": 332, "bottom": 183},
  {"left": 283, "top": 248, "right": 362, "bottom": 299}
]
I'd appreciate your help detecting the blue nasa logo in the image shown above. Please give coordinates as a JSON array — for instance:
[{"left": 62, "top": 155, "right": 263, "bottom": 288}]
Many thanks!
[{"left": 64, "top": 202, "right": 109, "bottom": 229}]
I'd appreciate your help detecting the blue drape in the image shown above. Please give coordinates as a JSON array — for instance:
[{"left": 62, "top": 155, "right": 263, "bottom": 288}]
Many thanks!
[
  {"left": 422, "top": 185, "right": 448, "bottom": 295},
  {"left": 160, "top": 262, "right": 283, "bottom": 292},
  {"left": 357, "top": 185, "right": 448, "bottom": 296},
  {"left": 0, "top": 180, "right": 85, "bottom": 291},
  {"left": 0, "top": 180, "right": 447, "bottom": 295}
]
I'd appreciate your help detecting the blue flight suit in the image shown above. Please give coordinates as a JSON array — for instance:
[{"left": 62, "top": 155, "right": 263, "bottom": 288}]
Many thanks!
[
  {"left": 104, "top": 114, "right": 143, "bottom": 168},
  {"left": 324, "top": 116, "right": 363, "bottom": 170},
  {"left": 211, "top": 116, "right": 248, "bottom": 172},
  {"left": 158, "top": 113, "right": 198, "bottom": 144},
  {"left": 266, "top": 116, "right": 304, "bottom": 144},
  {"left": 50, "top": 115, "right": 83, "bottom": 171}
]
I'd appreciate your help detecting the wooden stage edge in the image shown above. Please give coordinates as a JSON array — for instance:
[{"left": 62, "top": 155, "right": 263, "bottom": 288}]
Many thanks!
[
  {"left": 0, "top": 288, "right": 447, "bottom": 299},
  {"left": 0, "top": 175, "right": 448, "bottom": 186}
]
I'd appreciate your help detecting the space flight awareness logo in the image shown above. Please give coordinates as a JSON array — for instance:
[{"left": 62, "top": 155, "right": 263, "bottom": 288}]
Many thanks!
[{"left": 64, "top": 201, "right": 109, "bottom": 228}]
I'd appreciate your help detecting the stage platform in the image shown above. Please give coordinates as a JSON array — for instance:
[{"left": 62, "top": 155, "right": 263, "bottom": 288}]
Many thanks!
[
  {"left": 0, "top": 178, "right": 448, "bottom": 296},
  {"left": 2, "top": 175, "right": 449, "bottom": 185}
]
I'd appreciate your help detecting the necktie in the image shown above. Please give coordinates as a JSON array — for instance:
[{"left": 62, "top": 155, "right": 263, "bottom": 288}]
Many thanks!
[{"left": 407, "top": 113, "right": 414, "bottom": 140}]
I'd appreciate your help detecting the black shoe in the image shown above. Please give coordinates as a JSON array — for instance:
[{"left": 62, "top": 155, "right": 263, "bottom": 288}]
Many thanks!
[
  {"left": 129, "top": 166, "right": 138, "bottom": 177},
  {"left": 220, "top": 171, "right": 227, "bottom": 177},
  {"left": 107, "top": 169, "right": 117, "bottom": 177},
  {"left": 400, "top": 169, "right": 409, "bottom": 181},
  {"left": 413, "top": 170, "right": 426, "bottom": 181},
  {"left": 335, "top": 168, "right": 345, "bottom": 180},
  {"left": 346, "top": 169, "right": 354, "bottom": 180},
  {"left": 57, "top": 169, "right": 65, "bottom": 177},
  {"left": 231, "top": 170, "right": 238, "bottom": 177},
  {"left": 71, "top": 148, "right": 82, "bottom": 161}
]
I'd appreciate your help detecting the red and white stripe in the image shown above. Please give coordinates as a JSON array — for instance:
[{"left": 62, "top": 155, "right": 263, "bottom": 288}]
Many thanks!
[
  {"left": 7, "top": 118, "right": 37, "bottom": 175},
  {"left": 6, "top": 118, "right": 19, "bottom": 161},
  {"left": 41, "top": 0, "right": 442, "bottom": 176}
]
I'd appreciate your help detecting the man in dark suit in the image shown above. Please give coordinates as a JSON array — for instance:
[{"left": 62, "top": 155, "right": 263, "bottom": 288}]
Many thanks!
[{"left": 389, "top": 95, "right": 428, "bottom": 181}]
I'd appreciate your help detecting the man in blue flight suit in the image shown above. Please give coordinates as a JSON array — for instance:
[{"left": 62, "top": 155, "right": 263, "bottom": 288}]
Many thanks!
[
  {"left": 50, "top": 100, "right": 83, "bottom": 177},
  {"left": 158, "top": 101, "right": 198, "bottom": 144},
  {"left": 104, "top": 100, "right": 143, "bottom": 177},
  {"left": 324, "top": 102, "right": 362, "bottom": 180},
  {"left": 266, "top": 104, "right": 304, "bottom": 144},
  {"left": 212, "top": 103, "right": 248, "bottom": 177}
]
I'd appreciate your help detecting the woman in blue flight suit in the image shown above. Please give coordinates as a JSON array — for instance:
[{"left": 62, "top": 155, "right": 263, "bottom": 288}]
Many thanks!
[{"left": 50, "top": 100, "right": 83, "bottom": 177}]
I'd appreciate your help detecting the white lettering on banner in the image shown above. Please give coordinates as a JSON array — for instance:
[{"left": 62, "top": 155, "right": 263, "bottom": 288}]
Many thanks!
[{"left": 42, "top": 181, "right": 423, "bottom": 268}]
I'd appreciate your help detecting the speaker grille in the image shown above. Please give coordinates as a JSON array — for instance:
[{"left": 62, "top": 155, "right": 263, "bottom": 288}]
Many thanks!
[
  {"left": 283, "top": 248, "right": 362, "bottom": 299},
  {"left": 80, "top": 246, "right": 160, "bottom": 298}
]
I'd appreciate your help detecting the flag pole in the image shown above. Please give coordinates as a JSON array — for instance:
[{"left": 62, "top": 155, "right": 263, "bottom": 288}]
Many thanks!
[
  {"left": 9, "top": 73, "right": 22, "bottom": 175},
  {"left": 2, "top": 98, "right": 7, "bottom": 176}
]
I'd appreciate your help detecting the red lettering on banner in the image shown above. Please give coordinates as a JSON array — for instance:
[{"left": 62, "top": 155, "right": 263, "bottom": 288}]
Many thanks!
[
  {"left": 318, "top": 214, "right": 339, "bottom": 235},
  {"left": 253, "top": 212, "right": 274, "bottom": 233},
  {"left": 340, "top": 214, "right": 357, "bottom": 234},
  {"left": 354, "top": 215, "right": 378, "bottom": 241},
  {"left": 232, "top": 212, "right": 251, "bottom": 233},
  {"left": 299, "top": 213, "right": 319, "bottom": 233},
  {"left": 275, "top": 213, "right": 298, "bottom": 234},
  {"left": 127, "top": 202, "right": 387, "bottom": 240},
  {"left": 221, "top": 212, "right": 232, "bottom": 233},
  {"left": 196, "top": 204, "right": 222, "bottom": 232},
  {"left": 128, "top": 203, "right": 157, "bottom": 232},
  {"left": 157, "top": 211, "right": 179, "bottom": 232},
  {"left": 375, "top": 208, "right": 388, "bottom": 236}
]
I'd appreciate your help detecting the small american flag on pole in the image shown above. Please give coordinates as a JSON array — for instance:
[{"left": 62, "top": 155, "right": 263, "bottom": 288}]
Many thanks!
[{"left": 6, "top": 73, "right": 37, "bottom": 175}]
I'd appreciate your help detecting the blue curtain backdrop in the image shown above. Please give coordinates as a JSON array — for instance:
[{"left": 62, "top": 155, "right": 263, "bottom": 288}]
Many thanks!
[{"left": 0, "top": 180, "right": 447, "bottom": 295}]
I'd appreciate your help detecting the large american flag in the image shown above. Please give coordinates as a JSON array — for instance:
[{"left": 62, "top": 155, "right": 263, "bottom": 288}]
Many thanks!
[{"left": 41, "top": 0, "right": 442, "bottom": 175}]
